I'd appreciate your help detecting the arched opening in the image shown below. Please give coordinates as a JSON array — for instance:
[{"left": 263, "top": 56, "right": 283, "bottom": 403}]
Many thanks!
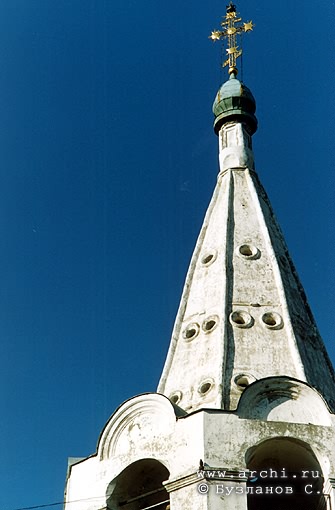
[
  {"left": 106, "top": 458, "right": 170, "bottom": 510},
  {"left": 246, "top": 437, "right": 327, "bottom": 510}
]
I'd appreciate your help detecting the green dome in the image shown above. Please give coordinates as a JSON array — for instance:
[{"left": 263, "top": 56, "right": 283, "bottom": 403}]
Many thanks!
[{"left": 213, "top": 75, "right": 257, "bottom": 135}]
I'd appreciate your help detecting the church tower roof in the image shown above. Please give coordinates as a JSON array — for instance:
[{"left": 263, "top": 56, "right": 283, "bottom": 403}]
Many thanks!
[{"left": 157, "top": 3, "right": 335, "bottom": 414}]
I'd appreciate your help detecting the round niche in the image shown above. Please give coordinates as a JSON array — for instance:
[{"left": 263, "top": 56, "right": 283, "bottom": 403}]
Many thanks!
[
  {"left": 201, "top": 250, "right": 217, "bottom": 266},
  {"left": 236, "top": 244, "right": 260, "bottom": 260},
  {"left": 182, "top": 322, "right": 200, "bottom": 341},
  {"left": 229, "top": 310, "right": 254, "bottom": 329},
  {"left": 202, "top": 315, "right": 219, "bottom": 334},
  {"left": 198, "top": 379, "right": 214, "bottom": 396},
  {"left": 234, "top": 373, "right": 256, "bottom": 390},
  {"left": 169, "top": 391, "right": 182, "bottom": 405},
  {"left": 261, "top": 312, "right": 283, "bottom": 330}
]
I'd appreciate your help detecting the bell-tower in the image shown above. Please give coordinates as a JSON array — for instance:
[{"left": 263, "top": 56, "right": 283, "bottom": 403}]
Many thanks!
[{"left": 64, "top": 4, "right": 335, "bottom": 510}]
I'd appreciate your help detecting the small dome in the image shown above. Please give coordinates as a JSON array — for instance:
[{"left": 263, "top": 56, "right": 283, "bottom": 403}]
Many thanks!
[{"left": 213, "top": 75, "right": 257, "bottom": 135}]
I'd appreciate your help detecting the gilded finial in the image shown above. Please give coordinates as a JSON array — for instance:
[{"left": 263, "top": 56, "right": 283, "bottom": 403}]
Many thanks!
[{"left": 209, "top": 2, "right": 254, "bottom": 77}]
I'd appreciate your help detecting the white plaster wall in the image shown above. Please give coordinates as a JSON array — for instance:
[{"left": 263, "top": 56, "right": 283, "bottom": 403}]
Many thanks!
[{"left": 64, "top": 394, "right": 335, "bottom": 510}]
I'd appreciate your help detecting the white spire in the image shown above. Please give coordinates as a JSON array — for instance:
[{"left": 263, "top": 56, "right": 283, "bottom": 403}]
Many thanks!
[{"left": 158, "top": 78, "right": 335, "bottom": 413}]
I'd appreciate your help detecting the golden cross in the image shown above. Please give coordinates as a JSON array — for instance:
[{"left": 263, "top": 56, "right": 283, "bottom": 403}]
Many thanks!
[{"left": 209, "top": 2, "right": 254, "bottom": 76}]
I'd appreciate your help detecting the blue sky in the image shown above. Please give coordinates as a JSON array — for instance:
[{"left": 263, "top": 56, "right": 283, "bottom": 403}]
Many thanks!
[{"left": 0, "top": 1, "right": 333, "bottom": 508}]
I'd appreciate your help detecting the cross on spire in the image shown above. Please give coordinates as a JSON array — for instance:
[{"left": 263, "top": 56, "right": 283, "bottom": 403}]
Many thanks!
[{"left": 209, "top": 2, "right": 254, "bottom": 76}]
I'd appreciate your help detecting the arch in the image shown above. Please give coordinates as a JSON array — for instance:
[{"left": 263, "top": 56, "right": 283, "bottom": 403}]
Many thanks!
[
  {"left": 98, "top": 393, "right": 183, "bottom": 460},
  {"left": 106, "top": 458, "right": 170, "bottom": 510},
  {"left": 237, "top": 376, "right": 332, "bottom": 426},
  {"left": 245, "top": 437, "right": 327, "bottom": 510}
]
